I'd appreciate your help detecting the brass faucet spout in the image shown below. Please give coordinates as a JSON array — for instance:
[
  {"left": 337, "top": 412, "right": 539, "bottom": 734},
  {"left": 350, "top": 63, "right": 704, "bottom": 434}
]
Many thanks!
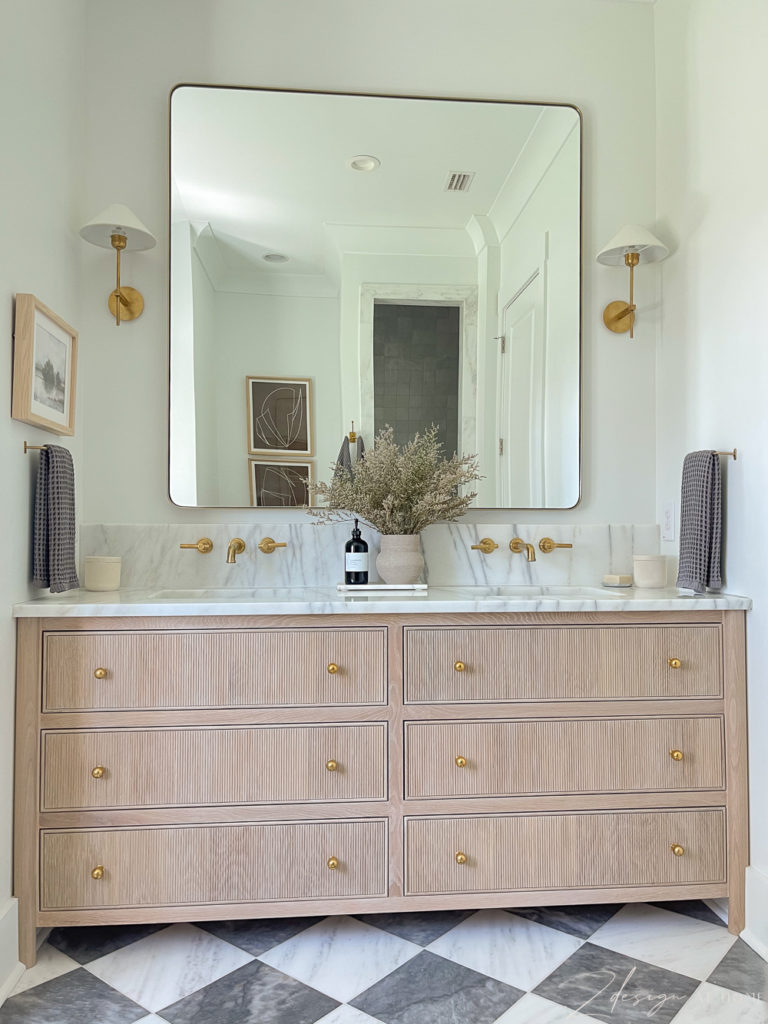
[
  {"left": 524, "top": 543, "right": 536, "bottom": 562},
  {"left": 509, "top": 537, "right": 536, "bottom": 561},
  {"left": 226, "top": 538, "right": 246, "bottom": 564}
]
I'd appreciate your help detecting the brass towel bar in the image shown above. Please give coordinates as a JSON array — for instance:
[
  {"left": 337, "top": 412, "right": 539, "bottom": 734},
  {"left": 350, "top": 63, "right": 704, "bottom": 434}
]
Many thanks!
[
  {"left": 23, "top": 442, "right": 48, "bottom": 453},
  {"left": 714, "top": 449, "right": 737, "bottom": 460}
]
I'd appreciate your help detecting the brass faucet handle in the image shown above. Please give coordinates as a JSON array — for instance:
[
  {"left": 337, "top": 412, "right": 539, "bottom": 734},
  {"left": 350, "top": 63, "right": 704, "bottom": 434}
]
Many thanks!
[
  {"left": 180, "top": 537, "right": 213, "bottom": 554},
  {"left": 258, "top": 537, "right": 288, "bottom": 555},
  {"left": 538, "top": 537, "right": 573, "bottom": 554},
  {"left": 509, "top": 538, "right": 526, "bottom": 555},
  {"left": 471, "top": 538, "right": 499, "bottom": 555}
]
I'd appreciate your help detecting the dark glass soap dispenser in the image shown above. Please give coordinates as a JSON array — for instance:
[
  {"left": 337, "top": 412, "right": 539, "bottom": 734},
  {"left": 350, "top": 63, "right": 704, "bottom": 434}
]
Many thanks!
[{"left": 344, "top": 518, "right": 369, "bottom": 585}]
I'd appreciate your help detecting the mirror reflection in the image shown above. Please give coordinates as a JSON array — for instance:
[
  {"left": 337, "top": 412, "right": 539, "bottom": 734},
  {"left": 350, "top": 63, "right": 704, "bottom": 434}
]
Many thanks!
[{"left": 169, "top": 87, "right": 581, "bottom": 508}]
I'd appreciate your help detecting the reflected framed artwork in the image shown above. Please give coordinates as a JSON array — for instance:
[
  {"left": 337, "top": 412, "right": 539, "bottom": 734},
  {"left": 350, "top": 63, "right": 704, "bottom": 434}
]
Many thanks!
[
  {"left": 12, "top": 293, "right": 78, "bottom": 435},
  {"left": 248, "top": 458, "right": 313, "bottom": 507},
  {"left": 246, "top": 375, "right": 313, "bottom": 457}
]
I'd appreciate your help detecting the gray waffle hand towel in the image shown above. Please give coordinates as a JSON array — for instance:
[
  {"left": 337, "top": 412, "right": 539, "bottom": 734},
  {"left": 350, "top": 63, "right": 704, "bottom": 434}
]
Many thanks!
[
  {"left": 676, "top": 450, "right": 722, "bottom": 593},
  {"left": 335, "top": 435, "right": 365, "bottom": 476},
  {"left": 32, "top": 444, "right": 79, "bottom": 593}
]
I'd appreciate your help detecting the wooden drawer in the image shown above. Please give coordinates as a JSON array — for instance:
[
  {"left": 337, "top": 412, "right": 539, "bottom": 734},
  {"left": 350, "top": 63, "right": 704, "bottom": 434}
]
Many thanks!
[
  {"left": 42, "top": 724, "right": 387, "bottom": 810},
  {"left": 405, "top": 717, "right": 724, "bottom": 798},
  {"left": 43, "top": 628, "right": 387, "bottom": 711},
  {"left": 405, "top": 809, "right": 726, "bottom": 895},
  {"left": 41, "top": 819, "right": 387, "bottom": 909},
  {"left": 404, "top": 625, "right": 722, "bottom": 703}
]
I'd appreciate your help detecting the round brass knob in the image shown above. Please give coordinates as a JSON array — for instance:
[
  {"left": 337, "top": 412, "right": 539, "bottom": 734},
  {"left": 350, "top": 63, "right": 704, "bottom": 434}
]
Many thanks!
[
  {"left": 91, "top": 865, "right": 105, "bottom": 880},
  {"left": 94, "top": 668, "right": 108, "bottom": 679},
  {"left": 325, "top": 759, "right": 338, "bottom": 772},
  {"left": 327, "top": 663, "right": 339, "bottom": 675},
  {"left": 454, "top": 661, "right": 466, "bottom": 672},
  {"left": 455, "top": 756, "right": 467, "bottom": 768},
  {"left": 670, "top": 749, "right": 684, "bottom": 762},
  {"left": 91, "top": 765, "right": 105, "bottom": 779},
  {"left": 455, "top": 851, "right": 467, "bottom": 865},
  {"left": 670, "top": 844, "right": 685, "bottom": 857},
  {"left": 327, "top": 856, "right": 339, "bottom": 870},
  {"left": 668, "top": 658, "right": 682, "bottom": 669}
]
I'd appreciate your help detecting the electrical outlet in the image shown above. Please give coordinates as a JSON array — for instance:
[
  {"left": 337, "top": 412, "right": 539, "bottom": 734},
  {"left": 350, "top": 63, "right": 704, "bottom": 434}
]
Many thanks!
[{"left": 662, "top": 500, "right": 676, "bottom": 542}]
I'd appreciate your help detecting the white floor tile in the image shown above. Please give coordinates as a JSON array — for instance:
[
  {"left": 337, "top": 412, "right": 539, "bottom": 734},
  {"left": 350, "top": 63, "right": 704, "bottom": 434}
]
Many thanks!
[
  {"left": 494, "top": 992, "right": 603, "bottom": 1022},
  {"left": 427, "top": 908, "right": 582, "bottom": 991},
  {"left": 85, "top": 921, "right": 253, "bottom": 1012},
  {"left": 258, "top": 915, "right": 421, "bottom": 1002},
  {"left": 10, "top": 942, "right": 80, "bottom": 994},
  {"left": 588, "top": 903, "right": 737, "bottom": 980},
  {"left": 315, "top": 1005, "right": 382, "bottom": 1024},
  {"left": 671, "top": 982, "right": 768, "bottom": 1023}
]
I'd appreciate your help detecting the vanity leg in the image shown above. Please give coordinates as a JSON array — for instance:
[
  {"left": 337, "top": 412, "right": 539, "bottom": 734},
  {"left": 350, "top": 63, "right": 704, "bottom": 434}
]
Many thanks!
[
  {"left": 724, "top": 611, "right": 748, "bottom": 935},
  {"left": 15, "top": 619, "right": 41, "bottom": 967}
]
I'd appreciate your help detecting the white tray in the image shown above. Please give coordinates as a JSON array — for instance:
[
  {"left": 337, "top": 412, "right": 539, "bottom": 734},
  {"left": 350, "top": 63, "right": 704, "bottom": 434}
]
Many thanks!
[{"left": 336, "top": 583, "right": 428, "bottom": 593}]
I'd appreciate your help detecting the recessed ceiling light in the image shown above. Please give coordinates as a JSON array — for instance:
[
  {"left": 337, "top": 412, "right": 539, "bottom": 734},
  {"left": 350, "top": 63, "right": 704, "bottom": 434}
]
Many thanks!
[
  {"left": 348, "top": 155, "right": 381, "bottom": 172},
  {"left": 263, "top": 252, "right": 289, "bottom": 263}
]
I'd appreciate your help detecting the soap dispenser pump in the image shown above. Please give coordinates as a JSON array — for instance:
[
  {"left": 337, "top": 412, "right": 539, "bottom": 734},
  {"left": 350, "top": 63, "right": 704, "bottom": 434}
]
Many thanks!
[{"left": 345, "top": 518, "right": 369, "bottom": 585}]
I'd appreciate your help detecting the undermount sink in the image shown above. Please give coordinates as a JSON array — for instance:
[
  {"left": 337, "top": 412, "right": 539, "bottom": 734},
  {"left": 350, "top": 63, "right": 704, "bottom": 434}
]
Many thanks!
[
  {"left": 472, "top": 585, "right": 625, "bottom": 599},
  {"left": 147, "top": 587, "right": 327, "bottom": 600},
  {"left": 146, "top": 585, "right": 626, "bottom": 601}
]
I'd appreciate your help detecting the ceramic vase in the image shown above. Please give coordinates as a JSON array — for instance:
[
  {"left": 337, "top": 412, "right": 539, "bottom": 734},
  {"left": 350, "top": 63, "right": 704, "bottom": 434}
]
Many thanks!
[{"left": 376, "top": 534, "right": 425, "bottom": 584}]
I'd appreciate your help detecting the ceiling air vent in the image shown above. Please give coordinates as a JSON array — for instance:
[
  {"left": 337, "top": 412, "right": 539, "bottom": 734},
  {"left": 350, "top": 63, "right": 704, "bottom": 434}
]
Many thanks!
[{"left": 445, "top": 171, "right": 475, "bottom": 193}]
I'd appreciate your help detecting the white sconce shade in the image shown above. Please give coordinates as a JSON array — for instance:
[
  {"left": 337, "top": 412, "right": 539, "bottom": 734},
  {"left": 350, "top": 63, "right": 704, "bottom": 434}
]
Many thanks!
[
  {"left": 80, "top": 204, "right": 156, "bottom": 325},
  {"left": 596, "top": 224, "right": 668, "bottom": 265},
  {"left": 596, "top": 224, "right": 668, "bottom": 338},
  {"left": 80, "top": 204, "right": 156, "bottom": 251}
]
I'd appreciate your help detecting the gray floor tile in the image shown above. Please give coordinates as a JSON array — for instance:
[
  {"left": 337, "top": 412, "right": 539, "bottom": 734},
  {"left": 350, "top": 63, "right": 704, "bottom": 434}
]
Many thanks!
[
  {"left": 508, "top": 904, "right": 622, "bottom": 940},
  {"left": 48, "top": 923, "right": 169, "bottom": 964},
  {"left": 707, "top": 938, "right": 768, "bottom": 1001},
  {"left": 351, "top": 949, "right": 524, "bottom": 1024},
  {"left": 0, "top": 968, "right": 145, "bottom": 1024},
  {"left": 533, "top": 941, "right": 699, "bottom": 1023},
  {"left": 649, "top": 900, "right": 727, "bottom": 927},
  {"left": 159, "top": 959, "right": 339, "bottom": 1024},
  {"left": 195, "top": 916, "right": 322, "bottom": 956},
  {"left": 354, "top": 910, "right": 475, "bottom": 945}
]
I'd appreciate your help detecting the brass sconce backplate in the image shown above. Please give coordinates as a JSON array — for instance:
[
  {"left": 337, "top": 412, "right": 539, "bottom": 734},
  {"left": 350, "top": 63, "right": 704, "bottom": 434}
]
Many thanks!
[
  {"left": 602, "top": 299, "right": 634, "bottom": 334},
  {"left": 108, "top": 286, "right": 144, "bottom": 322}
]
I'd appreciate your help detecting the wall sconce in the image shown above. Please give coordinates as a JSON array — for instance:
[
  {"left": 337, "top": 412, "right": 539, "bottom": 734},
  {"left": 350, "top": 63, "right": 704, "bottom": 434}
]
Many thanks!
[
  {"left": 80, "top": 204, "right": 156, "bottom": 325},
  {"left": 596, "top": 224, "right": 668, "bottom": 338}
]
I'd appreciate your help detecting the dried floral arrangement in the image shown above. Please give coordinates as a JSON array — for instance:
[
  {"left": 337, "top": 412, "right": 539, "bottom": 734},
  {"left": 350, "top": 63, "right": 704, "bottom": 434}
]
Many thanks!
[{"left": 309, "top": 425, "right": 481, "bottom": 535}]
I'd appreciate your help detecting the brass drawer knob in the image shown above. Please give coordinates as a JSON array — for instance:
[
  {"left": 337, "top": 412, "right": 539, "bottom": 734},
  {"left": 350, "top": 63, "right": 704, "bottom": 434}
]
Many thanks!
[
  {"left": 327, "top": 663, "right": 339, "bottom": 674},
  {"left": 91, "top": 765, "right": 105, "bottom": 779},
  {"left": 327, "top": 856, "right": 339, "bottom": 870},
  {"left": 91, "top": 865, "right": 105, "bottom": 880},
  {"left": 455, "top": 851, "right": 467, "bottom": 865},
  {"left": 94, "top": 667, "right": 108, "bottom": 680},
  {"left": 325, "top": 759, "right": 338, "bottom": 772},
  {"left": 669, "top": 749, "right": 684, "bottom": 762},
  {"left": 668, "top": 658, "right": 682, "bottom": 669},
  {"left": 670, "top": 843, "right": 685, "bottom": 857},
  {"left": 454, "top": 661, "right": 466, "bottom": 673},
  {"left": 455, "top": 756, "right": 467, "bottom": 768}
]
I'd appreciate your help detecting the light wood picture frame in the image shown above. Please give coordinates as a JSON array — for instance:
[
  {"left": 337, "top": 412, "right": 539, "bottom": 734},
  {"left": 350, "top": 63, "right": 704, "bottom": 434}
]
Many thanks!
[
  {"left": 248, "top": 458, "right": 313, "bottom": 507},
  {"left": 246, "top": 375, "right": 313, "bottom": 457},
  {"left": 12, "top": 294, "right": 78, "bottom": 436}
]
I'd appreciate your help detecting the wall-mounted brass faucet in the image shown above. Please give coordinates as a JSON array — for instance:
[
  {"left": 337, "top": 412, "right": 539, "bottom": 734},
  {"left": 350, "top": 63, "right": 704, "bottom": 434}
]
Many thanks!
[
  {"left": 226, "top": 538, "right": 246, "bottom": 564},
  {"left": 538, "top": 537, "right": 573, "bottom": 555},
  {"left": 258, "top": 537, "right": 287, "bottom": 554},
  {"left": 510, "top": 538, "right": 536, "bottom": 562},
  {"left": 179, "top": 537, "right": 213, "bottom": 554}
]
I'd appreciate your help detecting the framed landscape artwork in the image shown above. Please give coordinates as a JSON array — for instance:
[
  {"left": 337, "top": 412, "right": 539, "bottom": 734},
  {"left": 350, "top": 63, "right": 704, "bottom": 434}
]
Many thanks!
[
  {"left": 248, "top": 458, "right": 313, "bottom": 507},
  {"left": 12, "top": 293, "right": 78, "bottom": 435},
  {"left": 246, "top": 375, "right": 313, "bottom": 457}
]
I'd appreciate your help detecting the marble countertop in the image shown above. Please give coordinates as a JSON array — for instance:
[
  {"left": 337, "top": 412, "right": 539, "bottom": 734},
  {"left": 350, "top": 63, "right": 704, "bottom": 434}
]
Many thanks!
[{"left": 12, "top": 585, "right": 752, "bottom": 617}]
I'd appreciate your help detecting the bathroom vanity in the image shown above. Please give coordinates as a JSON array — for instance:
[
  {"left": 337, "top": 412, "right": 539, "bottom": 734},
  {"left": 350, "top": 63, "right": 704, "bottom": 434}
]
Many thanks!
[{"left": 13, "top": 589, "right": 749, "bottom": 967}]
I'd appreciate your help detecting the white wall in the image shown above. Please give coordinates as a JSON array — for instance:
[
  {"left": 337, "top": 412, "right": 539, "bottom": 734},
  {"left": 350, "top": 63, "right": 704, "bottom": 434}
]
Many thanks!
[
  {"left": 78, "top": 0, "right": 658, "bottom": 526},
  {"left": 0, "top": 0, "right": 86, "bottom": 994},
  {"left": 655, "top": 0, "right": 768, "bottom": 950}
]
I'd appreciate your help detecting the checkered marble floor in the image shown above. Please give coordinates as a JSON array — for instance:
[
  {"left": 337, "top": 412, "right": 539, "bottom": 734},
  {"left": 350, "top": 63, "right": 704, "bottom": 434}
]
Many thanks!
[{"left": 3, "top": 901, "right": 767, "bottom": 1023}]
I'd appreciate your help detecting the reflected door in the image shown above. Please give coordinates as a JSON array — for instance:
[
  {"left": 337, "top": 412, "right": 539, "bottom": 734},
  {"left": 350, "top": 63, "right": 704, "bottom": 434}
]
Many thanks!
[{"left": 497, "top": 269, "right": 547, "bottom": 506}]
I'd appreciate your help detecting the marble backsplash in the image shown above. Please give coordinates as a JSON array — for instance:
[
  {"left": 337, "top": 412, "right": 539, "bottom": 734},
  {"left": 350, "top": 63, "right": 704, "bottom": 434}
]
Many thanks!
[{"left": 80, "top": 522, "right": 661, "bottom": 590}]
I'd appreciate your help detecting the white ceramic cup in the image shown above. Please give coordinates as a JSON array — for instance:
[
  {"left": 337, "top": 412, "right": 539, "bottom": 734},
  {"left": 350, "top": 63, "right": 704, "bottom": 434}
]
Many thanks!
[
  {"left": 633, "top": 554, "right": 667, "bottom": 589},
  {"left": 84, "top": 556, "right": 122, "bottom": 592}
]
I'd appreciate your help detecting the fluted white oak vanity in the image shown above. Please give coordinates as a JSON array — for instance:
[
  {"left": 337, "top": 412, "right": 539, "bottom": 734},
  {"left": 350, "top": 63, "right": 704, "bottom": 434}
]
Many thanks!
[{"left": 14, "top": 588, "right": 750, "bottom": 966}]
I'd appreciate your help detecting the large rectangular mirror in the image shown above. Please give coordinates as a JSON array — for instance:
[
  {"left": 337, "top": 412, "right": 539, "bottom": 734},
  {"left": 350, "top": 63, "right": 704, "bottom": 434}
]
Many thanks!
[{"left": 169, "top": 87, "right": 581, "bottom": 508}]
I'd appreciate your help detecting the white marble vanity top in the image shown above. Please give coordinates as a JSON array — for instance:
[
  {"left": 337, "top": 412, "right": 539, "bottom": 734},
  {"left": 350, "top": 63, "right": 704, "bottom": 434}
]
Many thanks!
[{"left": 13, "top": 585, "right": 752, "bottom": 617}]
